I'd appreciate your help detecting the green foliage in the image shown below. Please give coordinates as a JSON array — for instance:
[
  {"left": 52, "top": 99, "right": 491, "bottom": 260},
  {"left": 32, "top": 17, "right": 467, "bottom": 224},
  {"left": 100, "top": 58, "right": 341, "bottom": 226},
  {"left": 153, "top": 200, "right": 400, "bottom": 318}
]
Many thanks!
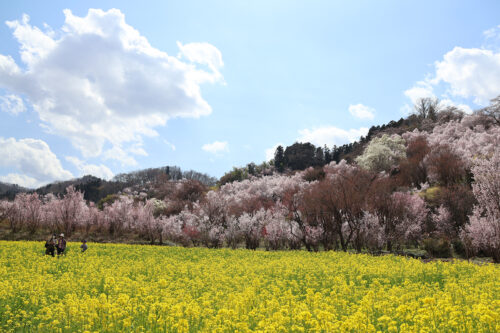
[
  {"left": 218, "top": 167, "right": 248, "bottom": 187},
  {"left": 274, "top": 145, "right": 285, "bottom": 173},
  {"left": 97, "top": 194, "right": 119, "bottom": 210},
  {"left": 418, "top": 186, "right": 441, "bottom": 203},
  {"left": 284, "top": 142, "right": 316, "bottom": 170}
]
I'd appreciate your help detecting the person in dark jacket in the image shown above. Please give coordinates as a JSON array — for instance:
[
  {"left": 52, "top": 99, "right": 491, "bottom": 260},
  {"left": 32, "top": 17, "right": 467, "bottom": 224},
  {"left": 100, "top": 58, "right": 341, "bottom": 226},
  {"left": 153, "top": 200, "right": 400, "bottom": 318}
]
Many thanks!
[
  {"left": 80, "top": 239, "right": 88, "bottom": 252},
  {"left": 57, "top": 233, "right": 67, "bottom": 256},
  {"left": 45, "top": 234, "right": 57, "bottom": 257}
]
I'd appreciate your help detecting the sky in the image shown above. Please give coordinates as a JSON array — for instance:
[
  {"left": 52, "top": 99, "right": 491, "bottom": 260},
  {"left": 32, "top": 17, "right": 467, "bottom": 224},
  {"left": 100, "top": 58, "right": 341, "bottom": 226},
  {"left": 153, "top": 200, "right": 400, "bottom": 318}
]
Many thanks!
[{"left": 1, "top": 1, "right": 500, "bottom": 188}]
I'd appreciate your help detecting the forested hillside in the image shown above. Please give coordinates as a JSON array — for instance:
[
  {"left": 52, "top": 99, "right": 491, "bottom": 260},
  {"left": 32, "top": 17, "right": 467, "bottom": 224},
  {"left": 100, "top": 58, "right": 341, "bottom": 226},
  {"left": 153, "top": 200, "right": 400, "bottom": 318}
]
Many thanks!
[
  {"left": 0, "top": 166, "right": 216, "bottom": 202},
  {"left": 1, "top": 97, "right": 499, "bottom": 262}
]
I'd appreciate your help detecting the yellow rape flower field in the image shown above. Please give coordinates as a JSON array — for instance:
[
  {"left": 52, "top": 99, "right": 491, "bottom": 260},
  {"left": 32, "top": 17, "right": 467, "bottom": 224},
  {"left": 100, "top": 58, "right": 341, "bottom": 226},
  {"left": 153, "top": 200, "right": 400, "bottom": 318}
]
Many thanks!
[{"left": 0, "top": 241, "right": 499, "bottom": 332}]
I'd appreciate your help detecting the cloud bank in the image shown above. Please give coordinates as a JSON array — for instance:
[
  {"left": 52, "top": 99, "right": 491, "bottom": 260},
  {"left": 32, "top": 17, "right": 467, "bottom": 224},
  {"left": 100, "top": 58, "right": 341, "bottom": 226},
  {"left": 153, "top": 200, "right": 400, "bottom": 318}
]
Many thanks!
[
  {"left": 0, "top": 9, "right": 224, "bottom": 165},
  {"left": 405, "top": 27, "right": 500, "bottom": 110},
  {"left": 66, "top": 156, "right": 114, "bottom": 180},
  {"left": 0, "top": 137, "right": 73, "bottom": 188}
]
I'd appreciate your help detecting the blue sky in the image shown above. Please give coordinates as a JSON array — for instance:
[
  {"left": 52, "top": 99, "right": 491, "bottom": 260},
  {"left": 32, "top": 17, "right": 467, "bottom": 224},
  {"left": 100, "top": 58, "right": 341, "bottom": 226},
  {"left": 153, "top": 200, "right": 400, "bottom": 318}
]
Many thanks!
[{"left": 1, "top": 1, "right": 500, "bottom": 187}]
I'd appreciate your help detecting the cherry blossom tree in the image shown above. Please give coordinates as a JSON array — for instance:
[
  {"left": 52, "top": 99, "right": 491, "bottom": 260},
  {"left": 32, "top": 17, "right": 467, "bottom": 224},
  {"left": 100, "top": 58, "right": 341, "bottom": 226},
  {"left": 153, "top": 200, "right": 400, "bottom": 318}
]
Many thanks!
[
  {"left": 432, "top": 205, "right": 453, "bottom": 236},
  {"left": 462, "top": 151, "right": 500, "bottom": 262},
  {"left": 369, "top": 175, "right": 428, "bottom": 252},
  {"left": 102, "top": 195, "right": 134, "bottom": 237},
  {"left": 17, "top": 193, "right": 43, "bottom": 234},
  {"left": 44, "top": 186, "right": 87, "bottom": 237},
  {"left": 238, "top": 209, "right": 267, "bottom": 250},
  {"left": 0, "top": 200, "right": 22, "bottom": 233},
  {"left": 354, "top": 212, "right": 385, "bottom": 253},
  {"left": 355, "top": 134, "right": 406, "bottom": 173},
  {"left": 131, "top": 199, "right": 164, "bottom": 244},
  {"left": 261, "top": 205, "right": 296, "bottom": 250},
  {"left": 83, "top": 202, "right": 102, "bottom": 236}
]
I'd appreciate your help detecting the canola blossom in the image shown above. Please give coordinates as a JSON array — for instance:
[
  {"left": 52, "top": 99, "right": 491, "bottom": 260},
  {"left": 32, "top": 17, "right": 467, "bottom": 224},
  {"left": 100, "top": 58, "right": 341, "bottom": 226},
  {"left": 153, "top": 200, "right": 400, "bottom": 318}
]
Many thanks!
[{"left": 0, "top": 241, "right": 499, "bottom": 332}]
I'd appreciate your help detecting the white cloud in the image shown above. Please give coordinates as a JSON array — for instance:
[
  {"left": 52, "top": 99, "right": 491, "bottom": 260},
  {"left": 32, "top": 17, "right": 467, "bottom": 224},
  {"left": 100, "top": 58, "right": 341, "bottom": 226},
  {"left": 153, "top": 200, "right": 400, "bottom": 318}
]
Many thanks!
[
  {"left": 0, "top": 174, "right": 40, "bottom": 189},
  {"left": 433, "top": 47, "right": 500, "bottom": 105},
  {"left": 404, "top": 30, "right": 500, "bottom": 110},
  {"left": 177, "top": 41, "right": 224, "bottom": 83},
  {"left": 438, "top": 98, "right": 473, "bottom": 114},
  {"left": 202, "top": 141, "right": 229, "bottom": 154},
  {"left": 265, "top": 143, "right": 284, "bottom": 161},
  {"left": 348, "top": 103, "right": 375, "bottom": 120},
  {"left": 297, "top": 126, "right": 368, "bottom": 147},
  {"left": 0, "top": 9, "right": 223, "bottom": 162},
  {"left": 404, "top": 80, "right": 435, "bottom": 104},
  {"left": 0, "top": 94, "right": 26, "bottom": 114},
  {"left": 103, "top": 146, "right": 139, "bottom": 167},
  {"left": 66, "top": 156, "right": 114, "bottom": 180},
  {"left": 0, "top": 137, "right": 73, "bottom": 187}
]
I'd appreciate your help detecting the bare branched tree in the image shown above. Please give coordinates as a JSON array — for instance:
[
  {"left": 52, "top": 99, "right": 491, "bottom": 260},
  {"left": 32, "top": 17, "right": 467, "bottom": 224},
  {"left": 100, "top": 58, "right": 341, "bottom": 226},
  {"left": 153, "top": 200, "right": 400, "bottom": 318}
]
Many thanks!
[
  {"left": 478, "top": 95, "right": 500, "bottom": 125},
  {"left": 413, "top": 97, "right": 439, "bottom": 121}
]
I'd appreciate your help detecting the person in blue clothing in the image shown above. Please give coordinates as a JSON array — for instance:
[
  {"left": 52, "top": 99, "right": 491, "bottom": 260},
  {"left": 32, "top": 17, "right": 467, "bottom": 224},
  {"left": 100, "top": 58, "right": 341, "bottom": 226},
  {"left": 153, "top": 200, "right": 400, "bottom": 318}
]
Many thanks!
[{"left": 80, "top": 239, "right": 88, "bottom": 252}]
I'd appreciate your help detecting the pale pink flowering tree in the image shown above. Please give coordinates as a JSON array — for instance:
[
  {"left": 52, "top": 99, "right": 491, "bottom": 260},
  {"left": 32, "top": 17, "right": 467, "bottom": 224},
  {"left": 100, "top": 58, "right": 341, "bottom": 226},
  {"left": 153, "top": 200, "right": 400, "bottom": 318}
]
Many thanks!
[
  {"left": 223, "top": 215, "right": 242, "bottom": 249},
  {"left": 262, "top": 204, "right": 299, "bottom": 250},
  {"left": 132, "top": 199, "right": 161, "bottom": 244},
  {"left": 196, "top": 191, "right": 228, "bottom": 248},
  {"left": 161, "top": 208, "right": 200, "bottom": 246},
  {"left": 0, "top": 200, "right": 12, "bottom": 224},
  {"left": 462, "top": 151, "right": 500, "bottom": 262},
  {"left": 45, "top": 186, "right": 88, "bottom": 237},
  {"left": 432, "top": 205, "right": 453, "bottom": 237},
  {"left": 423, "top": 116, "right": 500, "bottom": 167},
  {"left": 0, "top": 200, "right": 22, "bottom": 233},
  {"left": 17, "top": 193, "right": 44, "bottom": 234},
  {"left": 370, "top": 186, "right": 428, "bottom": 251},
  {"left": 83, "top": 202, "right": 102, "bottom": 236},
  {"left": 391, "top": 191, "right": 428, "bottom": 247},
  {"left": 102, "top": 195, "right": 134, "bottom": 236},
  {"left": 354, "top": 212, "right": 385, "bottom": 253},
  {"left": 238, "top": 209, "right": 269, "bottom": 250}
]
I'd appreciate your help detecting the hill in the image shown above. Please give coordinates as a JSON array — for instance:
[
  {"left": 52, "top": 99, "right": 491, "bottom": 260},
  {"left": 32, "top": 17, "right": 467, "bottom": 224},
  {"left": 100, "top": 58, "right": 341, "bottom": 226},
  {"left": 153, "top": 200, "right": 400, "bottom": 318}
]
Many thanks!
[{"left": 0, "top": 166, "right": 216, "bottom": 202}]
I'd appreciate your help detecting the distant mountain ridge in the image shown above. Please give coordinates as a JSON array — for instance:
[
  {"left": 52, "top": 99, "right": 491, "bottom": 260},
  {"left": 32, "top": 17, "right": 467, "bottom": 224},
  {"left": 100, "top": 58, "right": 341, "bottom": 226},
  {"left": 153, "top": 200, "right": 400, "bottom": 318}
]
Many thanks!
[
  {"left": 0, "top": 166, "right": 217, "bottom": 202},
  {"left": 0, "top": 182, "right": 29, "bottom": 200}
]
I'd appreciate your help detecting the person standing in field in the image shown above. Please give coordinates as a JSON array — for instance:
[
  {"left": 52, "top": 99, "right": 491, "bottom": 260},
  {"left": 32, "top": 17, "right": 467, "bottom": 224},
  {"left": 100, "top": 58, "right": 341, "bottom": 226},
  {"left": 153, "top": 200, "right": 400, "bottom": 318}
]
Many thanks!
[
  {"left": 80, "top": 240, "right": 88, "bottom": 252},
  {"left": 45, "top": 234, "right": 57, "bottom": 257},
  {"left": 57, "top": 233, "right": 67, "bottom": 256}
]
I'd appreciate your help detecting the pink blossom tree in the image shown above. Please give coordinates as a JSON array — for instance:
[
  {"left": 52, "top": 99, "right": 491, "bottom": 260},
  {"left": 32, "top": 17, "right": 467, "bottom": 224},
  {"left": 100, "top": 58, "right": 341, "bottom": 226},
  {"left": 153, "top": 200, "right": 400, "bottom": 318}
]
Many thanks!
[
  {"left": 17, "top": 193, "right": 43, "bottom": 234},
  {"left": 0, "top": 200, "right": 22, "bottom": 233},
  {"left": 432, "top": 205, "right": 453, "bottom": 236},
  {"left": 50, "top": 186, "right": 87, "bottom": 237},
  {"left": 261, "top": 205, "right": 294, "bottom": 250},
  {"left": 82, "top": 202, "right": 102, "bottom": 236},
  {"left": 461, "top": 151, "right": 500, "bottom": 262},
  {"left": 102, "top": 195, "right": 134, "bottom": 237}
]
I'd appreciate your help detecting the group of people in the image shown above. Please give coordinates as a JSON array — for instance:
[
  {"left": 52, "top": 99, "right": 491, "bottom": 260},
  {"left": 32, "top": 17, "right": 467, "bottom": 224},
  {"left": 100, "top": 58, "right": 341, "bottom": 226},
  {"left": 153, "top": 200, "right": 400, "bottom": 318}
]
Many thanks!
[{"left": 44, "top": 234, "right": 87, "bottom": 256}]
